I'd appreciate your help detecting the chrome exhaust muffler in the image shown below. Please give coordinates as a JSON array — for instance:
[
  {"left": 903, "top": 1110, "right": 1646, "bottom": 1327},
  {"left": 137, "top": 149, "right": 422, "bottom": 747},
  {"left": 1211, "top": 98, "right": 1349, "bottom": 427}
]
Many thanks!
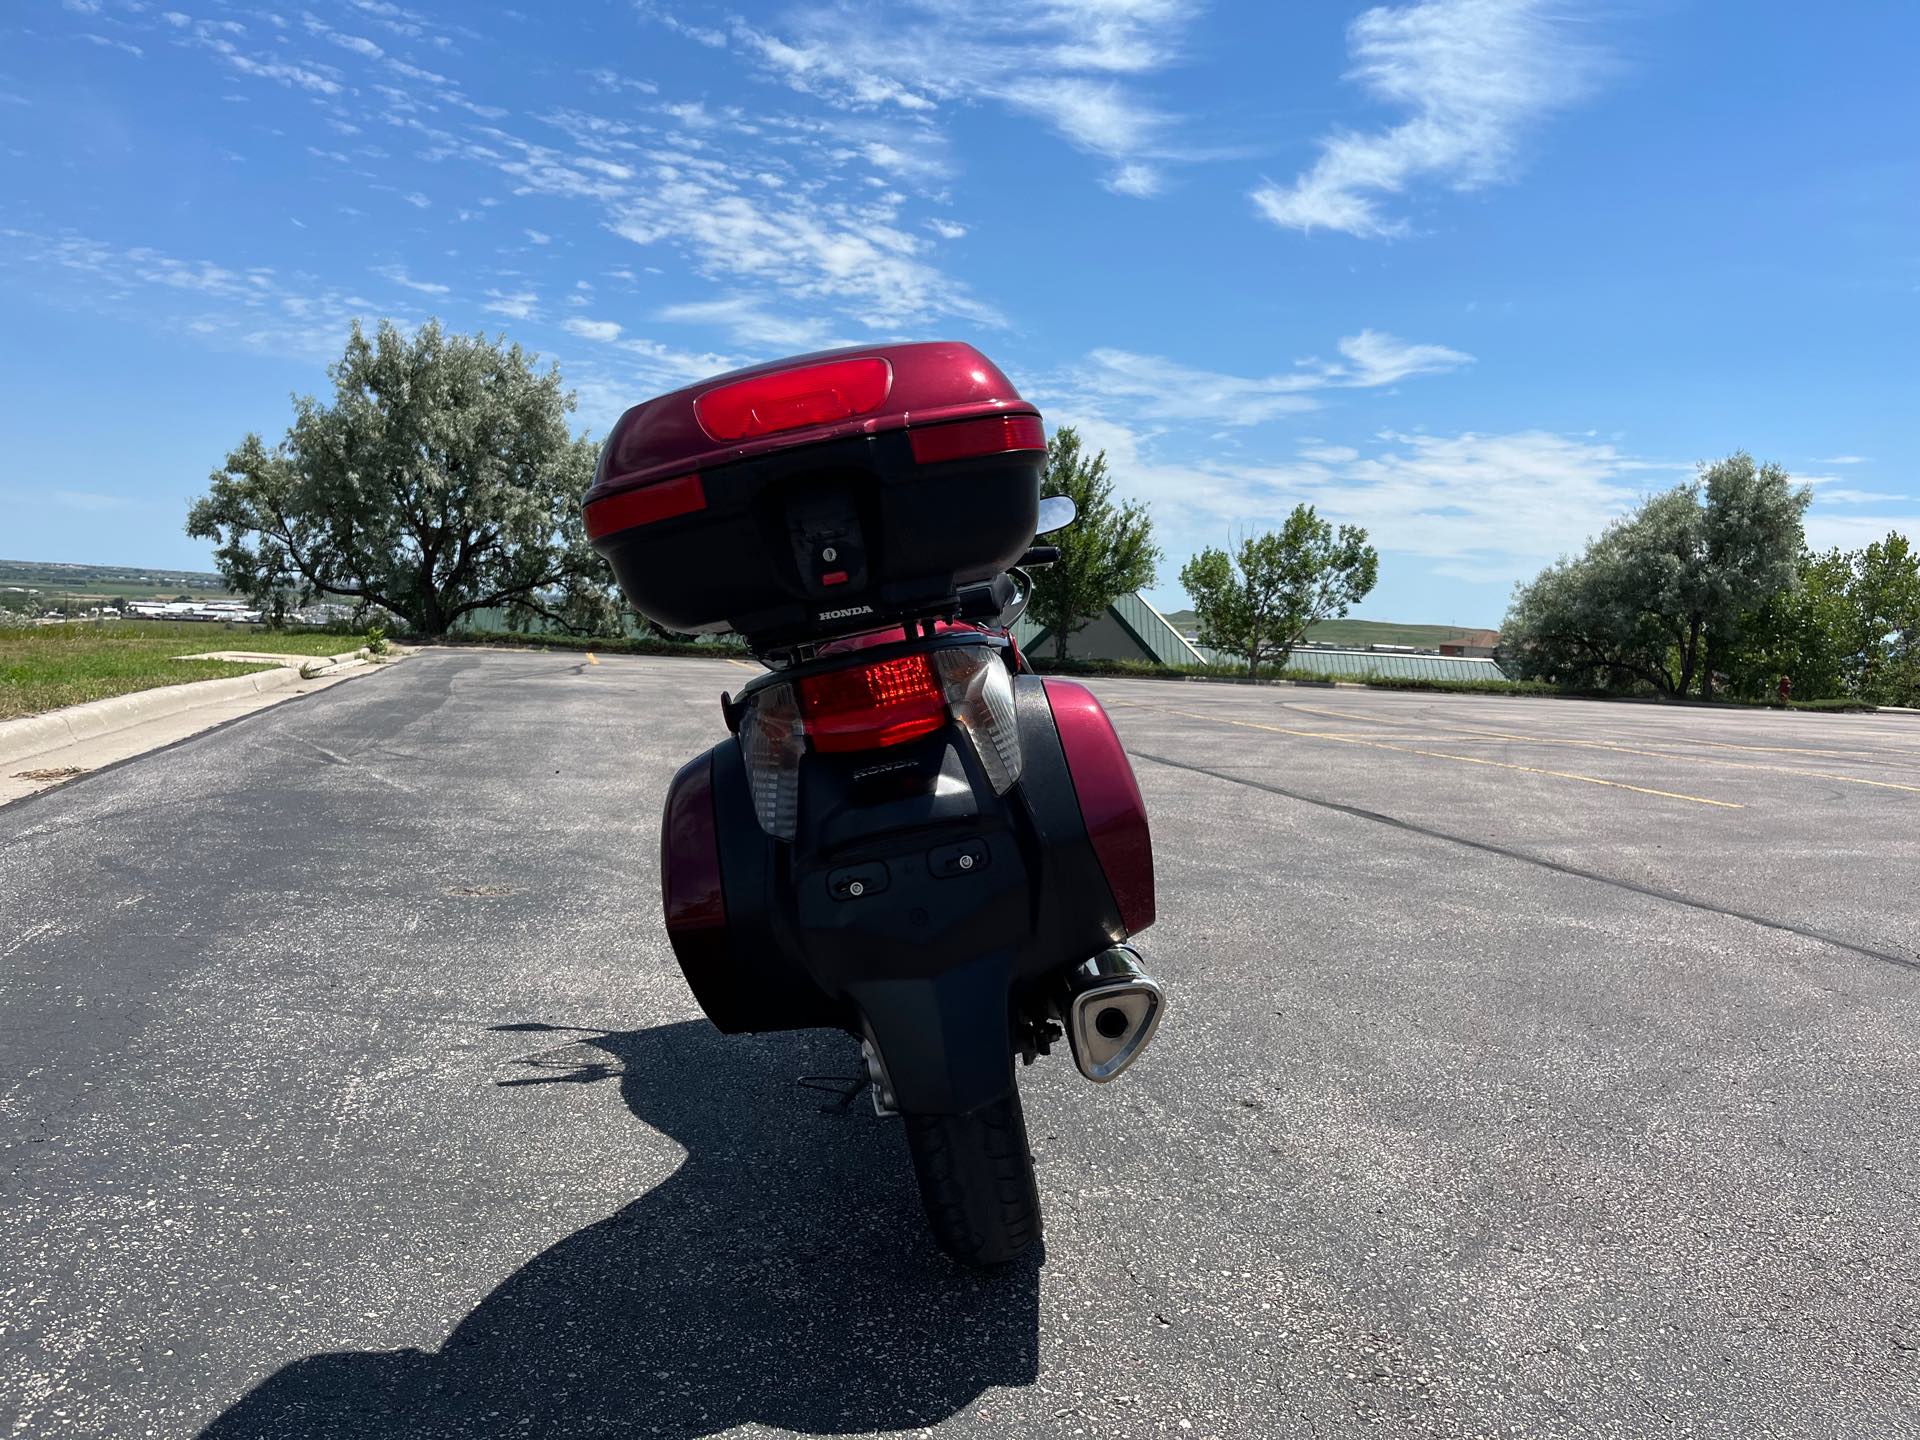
[{"left": 1059, "top": 945, "right": 1165, "bottom": 1083}]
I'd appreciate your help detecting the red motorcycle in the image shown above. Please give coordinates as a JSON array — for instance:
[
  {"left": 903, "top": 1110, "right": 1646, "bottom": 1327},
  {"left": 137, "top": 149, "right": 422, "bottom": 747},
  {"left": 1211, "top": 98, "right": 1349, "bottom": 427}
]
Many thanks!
[{"left": 584, "top": 342, "right": 1163, "bottom": 1266}]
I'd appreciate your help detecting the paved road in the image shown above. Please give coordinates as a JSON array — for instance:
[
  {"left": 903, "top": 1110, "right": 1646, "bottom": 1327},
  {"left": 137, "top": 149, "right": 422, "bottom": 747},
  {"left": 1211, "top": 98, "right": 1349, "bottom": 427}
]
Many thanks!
[{"left": 3, "top": 649, "right": 1916, "bottom": 1439}]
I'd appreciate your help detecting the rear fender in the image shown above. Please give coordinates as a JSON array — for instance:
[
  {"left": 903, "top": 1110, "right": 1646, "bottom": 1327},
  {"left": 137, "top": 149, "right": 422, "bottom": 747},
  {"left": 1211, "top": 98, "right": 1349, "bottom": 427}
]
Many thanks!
[{"left": 849, "top": 949, "right": 1017, "bottom": 1115}]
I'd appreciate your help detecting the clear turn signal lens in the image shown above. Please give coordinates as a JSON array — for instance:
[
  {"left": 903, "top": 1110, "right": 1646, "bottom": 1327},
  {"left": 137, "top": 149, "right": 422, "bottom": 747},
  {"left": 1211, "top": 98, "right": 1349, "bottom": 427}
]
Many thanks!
[
  {"left": 935, "top": 646, "right": 1022, "bottom": 794},
  {"left": 738, "top": 681, "right": 804, "bottom": 840},
  {"left": 739, "top": 646, "right": 1023, "bottom": 840}
]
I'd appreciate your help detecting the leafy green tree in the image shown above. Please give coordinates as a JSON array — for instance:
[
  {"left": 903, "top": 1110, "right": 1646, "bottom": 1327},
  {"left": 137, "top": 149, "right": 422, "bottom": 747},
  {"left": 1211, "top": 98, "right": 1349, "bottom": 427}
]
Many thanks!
[
  {"left": 1724, "top": 548, "right": 1856, "bottom": 701},
  {"left": 1694, "top": 453, "right": 1812, "bottom": 698},
  {"left": 1850, "top": 531, "right": 1920, "bottom": 704},
  {"left": 1179, "top": 506, "right": 1379, "bottom": 676},
  {"left": 1503, "top": 454, "right": 1809, "bottom": 699},
  {"left": 1026, "top": 427, "right": 1160, "bottom": 659},
  {"left": 188, "top": 320, "right": 609, "bottom": 637}
]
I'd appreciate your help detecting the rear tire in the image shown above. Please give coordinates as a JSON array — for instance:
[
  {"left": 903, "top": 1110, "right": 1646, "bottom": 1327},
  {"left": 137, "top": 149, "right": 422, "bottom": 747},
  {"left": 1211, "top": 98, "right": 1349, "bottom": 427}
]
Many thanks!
[{"left": 902, "top": 1083, "right": 1043, "bottom": 1267}]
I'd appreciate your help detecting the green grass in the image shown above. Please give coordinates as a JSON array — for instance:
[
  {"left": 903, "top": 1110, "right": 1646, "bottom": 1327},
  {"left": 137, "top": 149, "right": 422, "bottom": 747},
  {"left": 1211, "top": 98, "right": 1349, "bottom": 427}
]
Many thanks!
[{"left": 0, "top": 621, "right": 376, "bottom": 721}]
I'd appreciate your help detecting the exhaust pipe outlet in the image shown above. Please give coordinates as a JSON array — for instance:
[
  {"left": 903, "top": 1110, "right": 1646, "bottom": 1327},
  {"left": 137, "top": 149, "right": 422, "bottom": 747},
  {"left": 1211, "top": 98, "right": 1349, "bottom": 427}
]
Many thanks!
[{"left": 1060, "top": 945, "right": 1165, "bottom": 1083}]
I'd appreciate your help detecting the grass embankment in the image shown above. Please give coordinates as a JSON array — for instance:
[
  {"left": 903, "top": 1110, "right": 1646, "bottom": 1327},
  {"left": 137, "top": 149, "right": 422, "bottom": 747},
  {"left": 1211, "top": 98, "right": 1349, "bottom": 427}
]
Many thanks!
[{"left": 0, "top": 621, "right": 374, "bottom": 722}]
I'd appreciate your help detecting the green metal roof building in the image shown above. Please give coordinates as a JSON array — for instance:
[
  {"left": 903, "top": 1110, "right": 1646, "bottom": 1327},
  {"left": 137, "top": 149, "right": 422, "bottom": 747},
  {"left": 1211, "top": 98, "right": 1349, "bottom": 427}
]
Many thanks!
[
  {"left": 1269, "top": 648, "right": 1508, "bottom": 682},
  {"left": 1013, "top": 592, "right": 1206, "bottom": 667},
  {"left": 1016, "top": 596, "right": 1507, "bottom": 681}
]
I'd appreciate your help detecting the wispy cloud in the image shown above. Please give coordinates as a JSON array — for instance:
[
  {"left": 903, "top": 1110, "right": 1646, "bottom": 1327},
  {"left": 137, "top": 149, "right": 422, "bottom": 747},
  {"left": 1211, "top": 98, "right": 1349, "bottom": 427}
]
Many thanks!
[
  {"left": 0, "top": 228, "right": 408, "bottom": 361},
  {"left": 1804, "top": 514, "right": 1918, "bottom": 553},
  {"left": 482, "top": 288, "right": 539, "bottom": 320},
  {"left": 1816, "top": 454, "right": 1870, "bottom": 465},
  {"left": 721, "top": 0, "right": 1198, "bottom": 195},
  {"left": 1103, "top": 162, "right": 1162, "bottom": 198},
  {"left": 656, "top": 295, "right": 838, "bottom": 353},
  {"left": 1057, "top": 330, "right": 1473, "bottom": 426},
  {"left": 80, "top": 33, "right": 145, "bottom": 58},
  {"left": 605, "top": 177, "right": 1000, "bottom": 330},
  {"left": 563, "top": 316, "right": 622, "bottom": 342},
  {"left": 181, "top": 24, "right": 347, "bottom": 96},
  {"left": 582, "top": 67, "right": 659, "bottom": 95},
  {"left": 1812, "top": 488, "right": 1911, "bottom": 505},
  {"left": 1042, "top": 414, "right": 1676, "bottom": 597},
  {"left": 80, "top": 0, "right": 997, "bottom": 348},
  {"left": 373, "top": 263, "right": 451, "bottom": 295},
  {"left": 1253, "top": 0, "right": 1608, "bottom": 239}
]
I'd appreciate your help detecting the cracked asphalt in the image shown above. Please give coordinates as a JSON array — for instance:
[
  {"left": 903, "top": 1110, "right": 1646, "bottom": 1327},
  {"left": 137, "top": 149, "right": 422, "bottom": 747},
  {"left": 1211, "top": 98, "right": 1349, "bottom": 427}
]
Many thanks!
[{"left": 2, "top": 647, "right": 1916, "bottom": 1438}]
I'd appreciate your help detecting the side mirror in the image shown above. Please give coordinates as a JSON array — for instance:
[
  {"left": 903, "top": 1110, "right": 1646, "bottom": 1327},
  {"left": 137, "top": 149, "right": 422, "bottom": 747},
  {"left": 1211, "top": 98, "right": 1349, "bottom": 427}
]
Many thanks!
[{"left": 1036, "top": 495, "right": 1076, "bottom": 536}]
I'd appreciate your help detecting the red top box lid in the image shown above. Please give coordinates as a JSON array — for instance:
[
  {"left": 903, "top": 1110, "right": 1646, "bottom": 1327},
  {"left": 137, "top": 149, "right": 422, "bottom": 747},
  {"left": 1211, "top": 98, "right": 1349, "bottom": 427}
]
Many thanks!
[{"left": 586, "top": 341, "right": 1038, "bottom": 505}]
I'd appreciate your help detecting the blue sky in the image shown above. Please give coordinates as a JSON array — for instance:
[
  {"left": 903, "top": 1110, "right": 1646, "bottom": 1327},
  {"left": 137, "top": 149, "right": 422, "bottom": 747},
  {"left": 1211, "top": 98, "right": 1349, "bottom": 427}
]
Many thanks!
[{"left": 2, "top": 0, "right": 1914, "bottom": 626}]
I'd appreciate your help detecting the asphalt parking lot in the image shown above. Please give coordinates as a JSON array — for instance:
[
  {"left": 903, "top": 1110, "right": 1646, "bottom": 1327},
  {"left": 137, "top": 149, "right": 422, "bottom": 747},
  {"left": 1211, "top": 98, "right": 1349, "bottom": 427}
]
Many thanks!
[{"left": 3, "top": 647, "right": 1916, "bottom": 1439}]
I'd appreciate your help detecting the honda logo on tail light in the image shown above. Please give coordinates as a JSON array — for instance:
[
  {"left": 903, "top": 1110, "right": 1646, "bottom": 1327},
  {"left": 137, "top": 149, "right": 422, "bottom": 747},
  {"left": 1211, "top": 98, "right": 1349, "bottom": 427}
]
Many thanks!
[{"left": 817, "top": 604, "right": 874, "bottom": 621}]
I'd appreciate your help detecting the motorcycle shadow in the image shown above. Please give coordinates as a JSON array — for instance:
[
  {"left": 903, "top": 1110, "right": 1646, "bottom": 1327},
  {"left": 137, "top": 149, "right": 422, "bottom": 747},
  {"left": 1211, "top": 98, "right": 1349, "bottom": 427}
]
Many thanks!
[{"left": 200, "top": 1019, "right": 1042, "bottom": 1439}]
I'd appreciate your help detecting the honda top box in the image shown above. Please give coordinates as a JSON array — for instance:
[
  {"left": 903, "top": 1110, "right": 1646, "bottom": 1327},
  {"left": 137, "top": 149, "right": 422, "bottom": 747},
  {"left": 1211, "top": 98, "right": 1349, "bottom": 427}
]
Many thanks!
[{"left": 583, "top": 341, "right": 1045, "bottom": 648}]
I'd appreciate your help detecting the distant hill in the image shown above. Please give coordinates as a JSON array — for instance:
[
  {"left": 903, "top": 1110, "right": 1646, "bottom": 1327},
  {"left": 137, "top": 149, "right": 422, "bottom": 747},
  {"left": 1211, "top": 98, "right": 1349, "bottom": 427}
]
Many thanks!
[
  {"left": 0, "top": 559, "right": 240, "bottom": 608},
  {"left": 1157, "top": 610, "right": 1497, "bottom": 649}
]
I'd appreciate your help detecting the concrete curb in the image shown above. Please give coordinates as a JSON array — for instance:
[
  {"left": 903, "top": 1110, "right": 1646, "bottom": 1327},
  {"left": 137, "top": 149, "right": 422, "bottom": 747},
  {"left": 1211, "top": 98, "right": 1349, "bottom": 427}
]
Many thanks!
[
  {"left": 177, "top": 646, "right": 368, "bottom": 669},
  {"left": 0, "top": 658, "right": 371, "bottom": 769}
]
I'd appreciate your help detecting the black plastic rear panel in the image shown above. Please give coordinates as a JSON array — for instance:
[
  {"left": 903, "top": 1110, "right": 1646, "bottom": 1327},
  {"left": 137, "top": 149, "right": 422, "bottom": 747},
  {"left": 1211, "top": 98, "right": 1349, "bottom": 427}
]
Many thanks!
[
  {"left": 683, "top": 669, "right": 1124, "bottom": 1111},
  {"left": 596, "top": 432, "right": 1041, "bottom": 645}
]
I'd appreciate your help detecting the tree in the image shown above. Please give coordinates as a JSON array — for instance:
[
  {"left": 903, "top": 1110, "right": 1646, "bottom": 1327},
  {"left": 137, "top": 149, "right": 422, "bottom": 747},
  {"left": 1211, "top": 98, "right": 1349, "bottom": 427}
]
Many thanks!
[
  {"left": 1694, "top": 453, "right": 1811, "bottom": 698},
  {"left": 1849, "top": 531, "right": 1920, "bottom": 704},
  {"left": 187, "top": 320, "right": 610, "bottom": 637},
  {"left": 1503, "top": 454, "right": 1809, "bottom": 699},
  {"left": 1723, "top": 548, "right": 1856, "bottom": 702},
  {"left": 1025, "top": 427, "right": 1160, "bottom": 659},
  {"left": 1179, "top": 506, "right": 1379, "bottom": 676}
]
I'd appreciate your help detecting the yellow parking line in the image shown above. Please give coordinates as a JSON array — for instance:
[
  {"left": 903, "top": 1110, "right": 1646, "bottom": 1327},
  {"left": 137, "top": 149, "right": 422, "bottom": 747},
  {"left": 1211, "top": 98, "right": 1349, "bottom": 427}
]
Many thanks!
[
  {"left": 1282, "top": 702, "right": 1416, "bottom": 727},
  {"left": 1429, "top": 725, "right": 1920, "bottom": 796},
  {"left": 724, "top": 658, "right": 759, "bottom": 670},
  {"left": 1623, "top": 735, "right": 1920, "bottom": 763},
  {"left": 1253, "top": 696, "right": 1919, "bottom": 792},
  {"left": 1129, "top": 704, "right": 1744, "bottom": 809}
]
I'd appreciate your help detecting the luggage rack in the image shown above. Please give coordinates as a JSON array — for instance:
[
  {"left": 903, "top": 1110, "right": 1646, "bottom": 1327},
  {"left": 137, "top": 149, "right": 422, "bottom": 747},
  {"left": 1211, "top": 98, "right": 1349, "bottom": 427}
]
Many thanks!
[{"left": 747, "top": 570, "right": 1026, "bottom": 670}]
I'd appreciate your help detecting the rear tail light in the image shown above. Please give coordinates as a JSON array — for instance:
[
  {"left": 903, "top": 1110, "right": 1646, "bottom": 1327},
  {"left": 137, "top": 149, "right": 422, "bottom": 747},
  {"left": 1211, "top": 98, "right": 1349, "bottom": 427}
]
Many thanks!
[
  {"left": 583, "top": 472, "right": 705, "bottom": 541},
  {"left": 907, "top": 413, "right": 1045, "bottom": 465},
  {"left": 738, "top": 645, "right": 1025, "bottom": 839},
  {"left": 799, "top": 653, "right": 946, "bottom": 753},
  {"left": 694, "top": 357, "right": 893, "bottom": 442}
]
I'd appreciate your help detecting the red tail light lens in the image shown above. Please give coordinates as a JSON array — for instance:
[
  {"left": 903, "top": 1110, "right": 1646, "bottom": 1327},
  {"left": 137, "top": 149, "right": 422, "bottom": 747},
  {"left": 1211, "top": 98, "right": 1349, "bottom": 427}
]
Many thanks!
[
  {"left": 694, "top": 357, "right": 893, "bottom": 442},
  {"left": 908, "top": 413, "right": 1045, "bottom": 465},
  {"left": 798, "top": 653, "right": 946, "bottom": 753},
  {"left": 583, "top": 472, "right": 705, "bottom": 541}
]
